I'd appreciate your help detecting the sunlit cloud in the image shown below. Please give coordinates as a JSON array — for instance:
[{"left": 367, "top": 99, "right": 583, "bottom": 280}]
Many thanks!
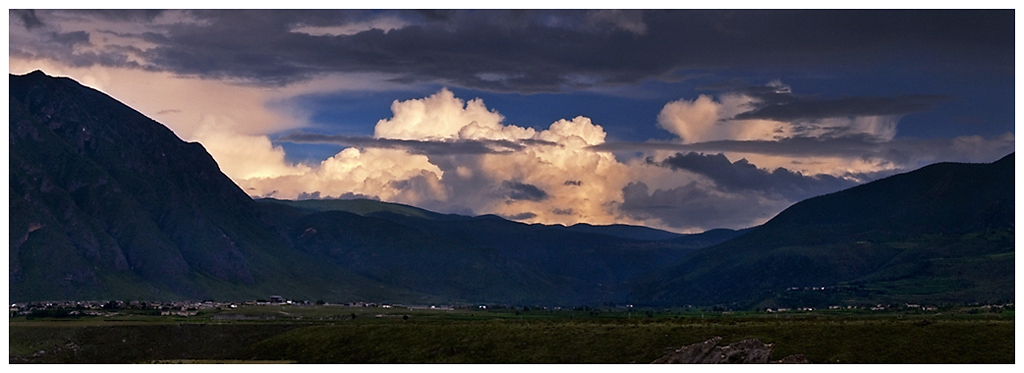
[
  {"left": 238, "top": 147, "right": 447, "bottom": 204},
  {"left": 239, "top": 89, "right": 643, "bottom": 228},
  {"left": 656, "top": 82, "right": 909, "bottom": 145}
]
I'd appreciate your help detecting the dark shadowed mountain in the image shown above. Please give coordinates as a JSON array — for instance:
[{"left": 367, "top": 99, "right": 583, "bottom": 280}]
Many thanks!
[
  {"left": 9, "top": 70, "right": 418, "bottom": 302},
  {"left": 256, "top": 198, "right": 713, "bottom": 304},
  {"left": 560, "top": 223, "right": 685, "bottom": 241},
  {"left": 260, "top": 197, "right": 722, "bottom": 242},
  {"left": 631, "top": 154, "right": 1014, "bottom": 307}
]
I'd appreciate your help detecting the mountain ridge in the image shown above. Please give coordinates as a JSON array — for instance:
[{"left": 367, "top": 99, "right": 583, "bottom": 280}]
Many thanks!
[
  {"left": 259, "top": 197, "right": 722, "bottom": 242},
  {"left": 630, "top": 153, "right": 1014, "bottom": 307},
  {"left": 9, "top": 71, "right": 1013, "bottom": 308},
  {"left": 9, "top": 71, "right": 404, "bottom": 302}
]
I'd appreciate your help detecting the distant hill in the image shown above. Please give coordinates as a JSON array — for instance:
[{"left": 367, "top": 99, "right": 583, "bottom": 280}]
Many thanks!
[
  {"left": 662, "top": 228, "right": 752, "bottom": 249},
  {"left": 263, "top": 197, "right": 715, "bottom": 242},
  {"left": 560, "top": 223, "right": 685, "bottom": 241},
  {"left": 261, "top": 198, "right": 460, "bottom": 221},
  {"left": 255, "top": 198, "right": 711, "bottom": 304},
  {"left": 631, "top": 154, "right": 1014, "bottom": 307}
]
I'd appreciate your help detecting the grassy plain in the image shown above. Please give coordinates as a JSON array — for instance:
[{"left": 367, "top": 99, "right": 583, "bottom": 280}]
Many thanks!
[{"left": 9, "top": 305, "right": 1014, "bottom": 364}]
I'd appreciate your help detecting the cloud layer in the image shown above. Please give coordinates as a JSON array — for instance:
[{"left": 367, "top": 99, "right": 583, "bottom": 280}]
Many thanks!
[{"left": 10, "top": 10, "right": 1013, "bottom": 92}]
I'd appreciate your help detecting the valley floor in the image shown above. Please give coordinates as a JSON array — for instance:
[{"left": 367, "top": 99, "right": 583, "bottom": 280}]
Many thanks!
[{"left": 9, "top": 304, "right": 1014, "bottom": 364}]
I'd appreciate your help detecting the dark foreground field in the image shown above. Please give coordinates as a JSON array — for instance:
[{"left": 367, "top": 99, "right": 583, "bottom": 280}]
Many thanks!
[{"left": 9, "top": 305, "right": 1014, "bottom": 364}]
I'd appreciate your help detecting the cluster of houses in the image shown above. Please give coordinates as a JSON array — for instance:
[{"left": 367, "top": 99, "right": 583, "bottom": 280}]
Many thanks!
[
  {"left": 8, "top": 297, "right": 460, "bottom": 317},
  {"left": 9, "top": 299, "right": 238, "bottom": 317},
  {"left": 763, "top": 303, "right": 985, "bottom": 313},
  {"left": 11, "top": 297, "right": 1013, "bottom": 317}
]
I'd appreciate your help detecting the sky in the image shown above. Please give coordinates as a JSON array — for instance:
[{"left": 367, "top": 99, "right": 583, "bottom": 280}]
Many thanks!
[{"left": 7, "top": 8, "right": 1016, "bottom": 233}]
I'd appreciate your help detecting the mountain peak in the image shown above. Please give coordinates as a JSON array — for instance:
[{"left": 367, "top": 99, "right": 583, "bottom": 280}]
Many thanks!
[
  {"left": 12, "top": 69, "right": 49, "bottom": 80},
  {"left": 10, "top": 71, "right": 291, "bottom": 301}
]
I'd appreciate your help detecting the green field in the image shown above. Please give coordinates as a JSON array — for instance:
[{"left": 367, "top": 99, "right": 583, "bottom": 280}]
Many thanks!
[{"left": 9, "top": 304, "right": 1014, "bottom": 363}]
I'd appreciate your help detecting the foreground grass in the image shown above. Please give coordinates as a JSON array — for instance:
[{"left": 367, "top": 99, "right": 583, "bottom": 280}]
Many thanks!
[
  {"left": 10, "top": 309, "right": 1014, "bottom": 363},
  {"left": 249, "top": 318, "right": 1013, "bottom": 363},
  {"left": 9, "top": 322, "right": 301, "bottom": 364}
]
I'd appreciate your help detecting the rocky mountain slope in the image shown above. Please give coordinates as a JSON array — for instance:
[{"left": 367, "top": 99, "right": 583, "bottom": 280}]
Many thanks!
[{"left": 9, "top": 71, "right": 414, "bottom": 302}]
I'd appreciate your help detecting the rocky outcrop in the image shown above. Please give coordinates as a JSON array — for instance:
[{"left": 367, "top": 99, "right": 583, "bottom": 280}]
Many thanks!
[{"left": 652, "top": 337, "right": 810, "bottom": 364}]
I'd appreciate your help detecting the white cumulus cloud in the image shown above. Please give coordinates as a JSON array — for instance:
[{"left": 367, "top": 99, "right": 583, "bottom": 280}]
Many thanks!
[{"left": 233, "top": 88, "right": 646, "bottom": 228}]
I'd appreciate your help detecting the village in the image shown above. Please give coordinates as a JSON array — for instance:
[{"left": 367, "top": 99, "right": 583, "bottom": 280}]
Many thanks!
[
  {"left": 9, "top": 296, "right": 1014, "bottom": 319},
  {"left": 8, "top": 296, "right": 469, "bottom": 318}
]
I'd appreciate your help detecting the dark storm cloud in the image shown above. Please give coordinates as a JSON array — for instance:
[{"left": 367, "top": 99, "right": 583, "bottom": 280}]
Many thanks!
[
  {"left": 740, "top": 96, "right": 949, "bottom": 121},
  {"left": 552, "top": 208, "right": 574, "bottom": 216},
  {"left": 619, "top": 181, "right": 785, "bottom": 231},
  {"left": 502, "top": 181, "right": 549, "bottom": 202},
  {"left": 413, "top": 9, "right": 458, "bottom": 22},
  {"left": 335, "top": 192, "right": 380, "bottom": 201},
  {"left": 278, "top": 131, "right": 558, "bottom": 155},
  {"left": 12, "top": 9, "right": 44, "bottom": 29},
  {"left": 592, "top": 136, "right": 884, "bottom": 158},
  {"left": 11, "top": 9, "right": 1013, "bottom": 92},
  {"left": 503, "top": 212, "right": 538, "bottom": 220},
  {"left": 727, "top": 83, "right": 950, "bottom": 121},
  {"left": 73, "top": 9, "right": 168, "bottom": 22},
  {"left": 653, "top": 152, "right": 859, "bottom": 201},
  {"left": 590, "top": 134, "right": 1015, "bottom": 168},
  {"left": 50, "top": 30, "right": 91, "bottom": 47}
]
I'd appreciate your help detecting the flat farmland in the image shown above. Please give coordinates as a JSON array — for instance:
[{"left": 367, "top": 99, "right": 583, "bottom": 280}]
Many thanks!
[{"left": 9, "top": 305, "right": 1014, "bottom": 363}]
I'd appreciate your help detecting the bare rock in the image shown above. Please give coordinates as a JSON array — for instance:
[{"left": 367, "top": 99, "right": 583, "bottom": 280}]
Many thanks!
[
  {"left": 653, "top": 337, "right": 810, "bottom": 364},
  {"left": 772, "top": 354, "right": 812, "bottom": 364}
]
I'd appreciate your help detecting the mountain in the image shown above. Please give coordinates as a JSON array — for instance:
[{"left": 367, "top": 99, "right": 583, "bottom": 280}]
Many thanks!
[
  {"left": 11, "top": 70, "right": 261, "bottom": 300},
  {"left": 662, "top": 228, "right": 753, "bottom": 249},
  {"left": 8, "top": 71, "right": 713, "bottom": 304},
  {"left": 631, "top": 154, "right": 1014, "bottom": 307},
  {"left": 10, "top": 71, "right": 1011, "bottom": 308},
  {"left": 559, "top": 223, "right": 683, "bottom": 241},
  {"left": 262, "top": 197, "right": 713, "bottom": 242},
  {"left": 260, "top": 197, "right": 461, "bottom": 221},
  {"left": 8, "top": 71, "right": 418, "bottom": 302},
  {"left": 256, "top": 198, "right": 710, "bottom": 304}
]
